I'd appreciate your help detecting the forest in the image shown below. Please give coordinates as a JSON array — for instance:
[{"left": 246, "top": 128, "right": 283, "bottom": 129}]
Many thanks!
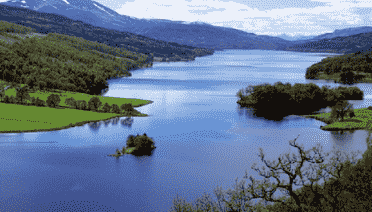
[
  {"left": 305, "top": 48, "right": 372, "bottom": 84},
  {"left": 236, "top": 81, "right": 363, "bottom": 120},
  {"left": 0, "top": 20, "right": 152, "bottom": 95}
]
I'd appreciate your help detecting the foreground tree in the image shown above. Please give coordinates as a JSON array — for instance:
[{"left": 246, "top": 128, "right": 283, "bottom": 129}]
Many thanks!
[{"left": 170, "top": 135, "right": 365, "bottom": 212}]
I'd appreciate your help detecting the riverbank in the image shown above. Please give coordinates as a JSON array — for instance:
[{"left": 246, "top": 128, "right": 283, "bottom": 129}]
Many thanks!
[
  {"left": 0, "top": 101, "right": 153, "bottom": 134},
  {"left": 299, "top": 107, "right": 372, "bottom": 131}
]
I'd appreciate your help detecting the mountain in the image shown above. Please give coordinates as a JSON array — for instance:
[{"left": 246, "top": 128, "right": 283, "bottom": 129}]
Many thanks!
[
  {"left": 275, "top": 33, "right": 316, "bottom": 41},
  {"left": 0, "top": 4, "right": 214, "bottom": 62},
  {"left": 285, "top": 31, "right": 372, "bottom": 54},
  {"left": 311, "top": 26, "right": 372, "bottom": 41},
  {"left": 0, "top": 0, "right": 292, "bottom": 50}
]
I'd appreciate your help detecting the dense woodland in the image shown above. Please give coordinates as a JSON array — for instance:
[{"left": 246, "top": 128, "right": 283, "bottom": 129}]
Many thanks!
[
  {"left": 236, "top": 82, "right": 363, "bottom": 120},
  {"left": 306, "top": 48, "right": 372, "bottom": 84},
  {"left": 0, "top": 21, "right": 154, "bottom": 95}
]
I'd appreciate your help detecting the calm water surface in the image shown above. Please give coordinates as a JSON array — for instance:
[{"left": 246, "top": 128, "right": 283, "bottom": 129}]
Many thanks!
[{"left": 1, "top": 49, "right": 371, "bottom": 212}]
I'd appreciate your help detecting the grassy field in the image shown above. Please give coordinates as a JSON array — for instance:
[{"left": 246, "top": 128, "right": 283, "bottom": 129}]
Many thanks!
[
  {"left": 0, "top": 102, "right": 149, "bottom": 133},
  {"left": 300, "top": 107, "right": 372, "bottom": 131},
  {"left": 0, "top": 80, "right": 153, "bottom": 133}
]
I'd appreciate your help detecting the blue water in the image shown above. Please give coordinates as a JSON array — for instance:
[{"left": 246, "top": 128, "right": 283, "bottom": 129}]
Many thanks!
[{"left": 1, "top": 49, "right": 370, "bottom": 212}]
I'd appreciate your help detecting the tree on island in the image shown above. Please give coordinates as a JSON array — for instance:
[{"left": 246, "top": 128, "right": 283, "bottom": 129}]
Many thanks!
[
  {"left": 109, "top": 134, "right": 156, "bottom": 157},
  {"left": 330, "top": 100, "right": 355, "bottom": 122}
]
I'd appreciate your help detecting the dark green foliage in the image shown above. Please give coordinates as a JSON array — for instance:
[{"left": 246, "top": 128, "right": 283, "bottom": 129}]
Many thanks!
[
  {"left": 76, "top": 100, "right": 88, "bottom": 110},
  {"left": 88, "top": 96, "right": 102, "bottom": 111},
  {"left": 8, "top": 95, "right": 15, "bottom": 104},
  {"left": 111, "top": 104, "right": 121, "bottom": 114},
  {"left": 65, "top": 97, "right": 77, "bottom": 109},
  {"left": 126, "top": 135, "right": 136, "bottom": 148},
  {"left": 330, "top": 100, "right": 354, "bottom": 122},
  {"left": 130, "top": 133, "right": 156, "bottom": 156},
  {"left": 15, "top": 85, "right": 31, "bottom": 105},
  {"left": 46, "top": 93, "right": 61, "bottom": 108},
  {"left": 3, "top": 95, "right": 10, "bottom": 103},
  {"left": 33, "top": 97, "right": 46, "bottom": 107},
  {"left": 120, "top": 103, "right": 134, "bottom": 112},
  {"left": 368, "top": 106, "right": 372, "bottom": 110},
  {"left": 236, "top": 82, "right": 363, "bottom": 120},
  {"left": 102, "top": 102, "right": 111, "bottom": 113}
]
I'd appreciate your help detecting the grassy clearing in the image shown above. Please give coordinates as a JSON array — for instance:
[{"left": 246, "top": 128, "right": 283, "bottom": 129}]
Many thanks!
[
  {"left": 0, "top": 102, "right": 147, "bottom": 133},
  {"left": 300, "top": 108, "right": 372, "bottom": 131},
  {"left": 317, "top": 72, "right": 372, "bottom": 83}
]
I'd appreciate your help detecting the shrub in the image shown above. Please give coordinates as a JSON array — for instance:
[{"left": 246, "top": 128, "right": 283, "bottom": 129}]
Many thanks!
[
  {"left": 120, "top": 103, "right": 134, "bottom": 112},
  {"left": 102, "top": 102, "right": 111, "bottom": 113},
  {"left": 111, "top": 104, "right": 121, "bottom": 114},
  {"left": 34, "top": 97, "right": 46, "bottom": 107},
  {"left": 46, "top": 93, "right": 61, "bottom": 108},
  {"left": 8, "top": 95, "right": 16, "bottom": 104},
  {"left": 368, "top": 106, "right": 372, "bottom": 110},
  {"left": 76, "top": 100, "right": 88, "bottom": 110},
  {"left": 88, "top": 96, "right": 102, "bottom": 111},
  {"left": 3, "top": 95, "right": 10, "bottom": 103},
  {"left": 65, "top": 97, "right": 77, "bottom": 109}
]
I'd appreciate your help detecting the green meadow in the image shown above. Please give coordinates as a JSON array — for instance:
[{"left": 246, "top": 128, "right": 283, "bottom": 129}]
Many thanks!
[{"left": 0, "top": 102, "right": 149, "bottom": 133}]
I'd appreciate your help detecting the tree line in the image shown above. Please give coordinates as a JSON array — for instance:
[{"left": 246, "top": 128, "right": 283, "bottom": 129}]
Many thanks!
[
  {"left": 1, "top": 84, "right": 140, "bottom": 116},
  {"left": 236, "top": 82, "right": 363, "bottom": 120}
]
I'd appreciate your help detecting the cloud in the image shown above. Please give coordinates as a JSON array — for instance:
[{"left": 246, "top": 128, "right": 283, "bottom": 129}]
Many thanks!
[{"left": 78, "top": 0, "right": 372, "bottom": 36}]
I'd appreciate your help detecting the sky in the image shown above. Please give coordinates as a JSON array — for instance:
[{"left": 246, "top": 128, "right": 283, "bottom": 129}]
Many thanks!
[{"left": 93, "top": 0, "right": 372, "bottom": 37}]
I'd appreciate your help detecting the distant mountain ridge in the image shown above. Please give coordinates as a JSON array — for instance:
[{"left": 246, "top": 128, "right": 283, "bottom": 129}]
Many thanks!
[
  {"left": 275, "top": 34, "right": 316, "bottom": 41},
  {"left": 1, "top": 0, "right": 372, "bottom": 55},
  {"left": 0, "top": 0, "right": 292, "bottom": 50},
  {"left": 311, "top": 26, "right": 372, "bottom": 41}
]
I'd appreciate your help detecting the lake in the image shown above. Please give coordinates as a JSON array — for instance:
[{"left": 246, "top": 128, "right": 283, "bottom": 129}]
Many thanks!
[{"left": 1, "top": 49, "right": 371, "bottom": 212}]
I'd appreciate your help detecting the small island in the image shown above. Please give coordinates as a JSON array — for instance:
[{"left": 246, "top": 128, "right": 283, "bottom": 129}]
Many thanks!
[
  {"left": 236, "top": 81, "right": 363, "bottom": 121},
  {"left": 108, "top": 133, "right": 156, "bottom": 157}
]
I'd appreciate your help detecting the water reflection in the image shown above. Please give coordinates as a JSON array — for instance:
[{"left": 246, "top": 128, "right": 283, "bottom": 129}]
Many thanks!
[
  {"left": 121, "top": 117, "right": 134, "bottom": 128},
  {"left": 87, "top": 117, "right": 135, "bottom": 132}
]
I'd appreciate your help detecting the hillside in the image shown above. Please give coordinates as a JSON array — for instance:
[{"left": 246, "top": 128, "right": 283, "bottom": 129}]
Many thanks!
[
  {"left": 0, "top": 20, "right": 154, "bottom": 95},
  {"left": 284, "top": 31, "right": 372, "bottom": 54},
  {"left": 0, "top": 4, "right": 214, "bottom": 62}
]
